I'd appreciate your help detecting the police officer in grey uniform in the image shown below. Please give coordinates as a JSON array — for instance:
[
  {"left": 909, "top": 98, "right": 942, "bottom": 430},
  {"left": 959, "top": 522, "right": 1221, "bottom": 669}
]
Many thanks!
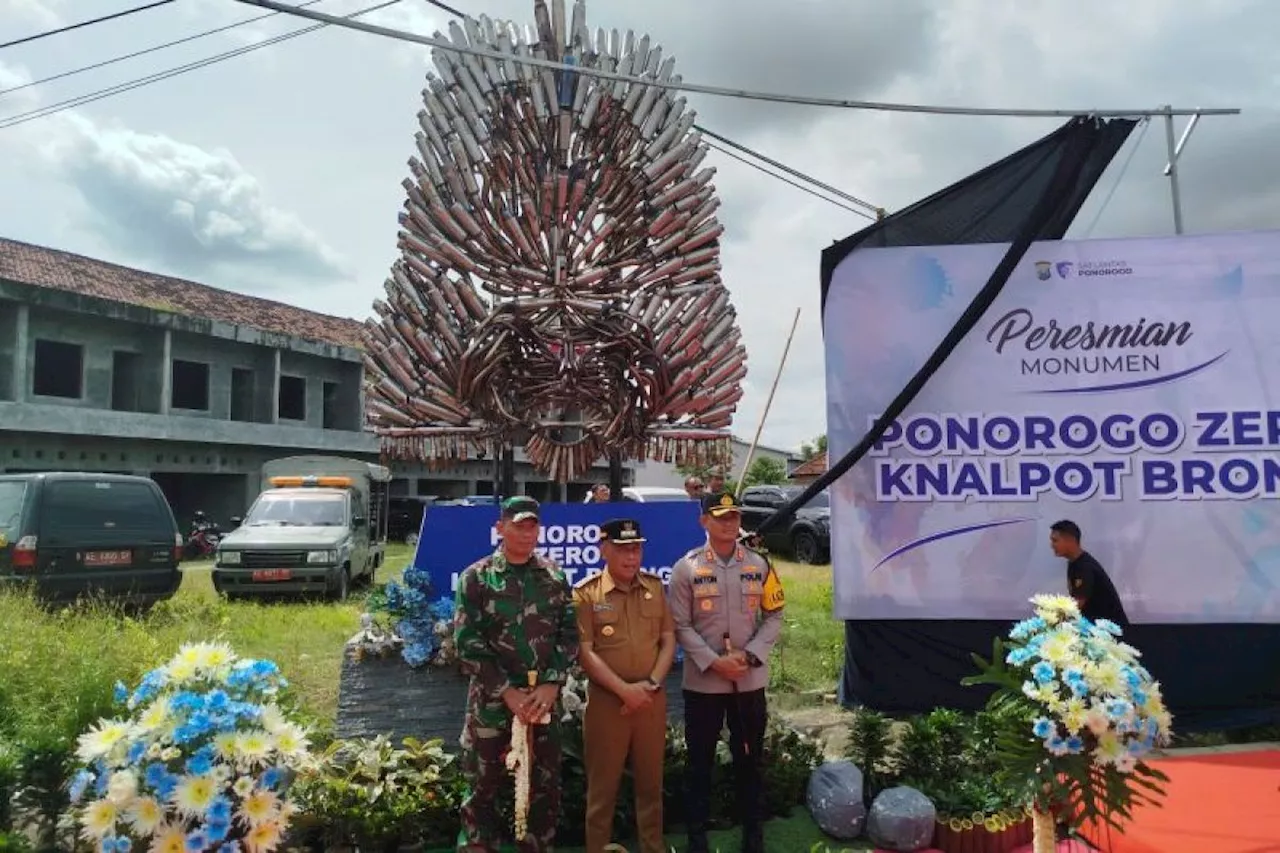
[{"left": 667, "top": 492, "right": 785, "bottom": 853}]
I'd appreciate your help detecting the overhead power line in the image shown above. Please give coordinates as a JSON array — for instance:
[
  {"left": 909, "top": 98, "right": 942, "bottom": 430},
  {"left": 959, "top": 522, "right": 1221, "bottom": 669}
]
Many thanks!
[
  {"left": 0, "top": 1, "right": 403, "bottom": 130},
  {"left": 0, "top": 0, "right": 328, "bottom": 99},
  {"left": 1, "top": 0, "right": 177, "bottom": 51},
  {"left": 389, "top": 0, "right": 882, "bottom": 216},
  {"left": 696, "top": 125, "right": 883, "bottom": 217},
  {"left": 231, "top": 0, "right": 1241, "bottom": 119}
]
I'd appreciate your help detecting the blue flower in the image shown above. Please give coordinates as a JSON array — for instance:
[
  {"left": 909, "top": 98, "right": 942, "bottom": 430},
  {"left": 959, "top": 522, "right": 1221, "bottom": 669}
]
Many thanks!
[
  {"left": 260, "top": 766, "right": 285, "bottom": 790},
  {"left": 208, "top": 797, "right": 232, "bottom": 823},
  {"left": 185, "top": 829, "right": 208, "bottom": 851},
  {"left": 186, "top": 753, "right": 213, "bottom": 776},
  {"left": 1069, "top": 679, "right": 1090, "bottom": 699},
  {"left": 113, "top": 682, "right": 129, "bottom": 704},
  {"left": 1106, "top": 699, "right": 1133, "bottom": 721},
  {"left": 69, "top": 769, "right": 94, "bottom": 803},
  {"left": 94, "top": 770, "right": 110, "bottom": 797},
  {"left": 1094, "top": 618, "right": 1123, "bottom": 636},
  {"left": 205, "top": 818, "right": 230, "bottom": 843},
  {"left": 1064, "top": 736, "right": 1084, "bottom": 754},
  {"left": 1032, "top": 717, "right": 1054, "bottom": 738},
  {"left": 1006, "top": 647, "right": 1035, "bottom": 666},
  {"left": 1031, "top": 661, "right": 1055, "bottom": 684}
]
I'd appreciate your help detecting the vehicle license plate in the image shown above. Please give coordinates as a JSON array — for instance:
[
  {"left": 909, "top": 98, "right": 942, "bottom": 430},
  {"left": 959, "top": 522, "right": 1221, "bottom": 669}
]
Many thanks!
[
  {"left": 252, "top": 569, "right": 293, "bottom": 582},
  {"left": 84, "top": 550, "right": 132, "bottom": 567}
]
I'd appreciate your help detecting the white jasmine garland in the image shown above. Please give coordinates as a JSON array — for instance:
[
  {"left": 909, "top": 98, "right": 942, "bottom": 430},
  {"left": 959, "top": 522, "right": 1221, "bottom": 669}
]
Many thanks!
[{"left": 506, "top": 718, "right": 531, "bottom": 841}]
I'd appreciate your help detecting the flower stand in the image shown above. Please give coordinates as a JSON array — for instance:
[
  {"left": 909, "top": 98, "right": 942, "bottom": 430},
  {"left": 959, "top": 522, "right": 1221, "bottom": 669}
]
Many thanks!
[{"left": 933, "top": 809, "right": 1034, "bottom": 852}]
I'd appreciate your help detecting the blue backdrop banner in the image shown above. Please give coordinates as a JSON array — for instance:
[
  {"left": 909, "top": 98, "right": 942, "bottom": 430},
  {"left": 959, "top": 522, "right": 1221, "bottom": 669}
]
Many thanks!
[{"left": 412, "top": 501, "right": 706, "bottom": 595}]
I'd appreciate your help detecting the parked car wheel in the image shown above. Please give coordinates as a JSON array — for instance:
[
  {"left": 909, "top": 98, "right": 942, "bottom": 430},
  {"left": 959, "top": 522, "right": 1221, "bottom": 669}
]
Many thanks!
[
  {"left": 329, "top": 567, "right": 350, "bottom": 601},
  {"left": 792, "top": 530, "right": 823, "bottom": 564}
]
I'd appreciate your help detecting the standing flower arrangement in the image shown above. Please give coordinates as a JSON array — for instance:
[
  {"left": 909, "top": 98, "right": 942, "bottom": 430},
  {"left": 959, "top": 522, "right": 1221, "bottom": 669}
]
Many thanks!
[
  {"left": 68, "top": 642, "right": 312, "bottom": 853},
  {"left": 355, "top": 566, "right": 458, "bottom": 668},
  {"left": 964, "top": 595, "right": 1173, "bottom": 853}
]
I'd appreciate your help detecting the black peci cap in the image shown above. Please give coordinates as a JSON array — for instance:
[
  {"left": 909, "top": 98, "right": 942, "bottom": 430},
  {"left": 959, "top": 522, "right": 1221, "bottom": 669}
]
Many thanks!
[
  {"left": 700, "top": 491, "right": 742, "bottom": 517},
  {"left": 600, "top": 518, "right": 646, "bottom": 544}
]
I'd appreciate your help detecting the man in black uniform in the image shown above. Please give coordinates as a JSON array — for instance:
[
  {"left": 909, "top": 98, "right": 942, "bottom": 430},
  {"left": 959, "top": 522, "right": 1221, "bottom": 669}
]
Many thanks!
[{"left": 1049, "top": 519, "right": 1129, "bottom": 627}]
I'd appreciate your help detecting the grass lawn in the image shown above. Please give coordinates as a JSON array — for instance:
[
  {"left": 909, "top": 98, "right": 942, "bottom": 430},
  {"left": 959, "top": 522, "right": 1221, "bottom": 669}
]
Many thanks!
[{"left": 474, "top": 812, "right": 871, "bottom": 853}]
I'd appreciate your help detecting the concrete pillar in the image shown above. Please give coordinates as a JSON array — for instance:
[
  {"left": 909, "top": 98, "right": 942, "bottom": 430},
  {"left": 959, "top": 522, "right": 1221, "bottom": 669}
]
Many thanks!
[
  {"left": 11, "top": 304, "right": 29, "bottom": 402},
  {"left": 270, "top": 349, "right": 281, "bottom": 425},
  {"left": 159, "top": 328, "right": 172, "bottom": 415}
]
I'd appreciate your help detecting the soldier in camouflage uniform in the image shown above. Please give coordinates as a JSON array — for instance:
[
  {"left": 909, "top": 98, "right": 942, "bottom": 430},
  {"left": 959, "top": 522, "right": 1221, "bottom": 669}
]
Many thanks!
[{"left": 454, "top": 496, "right": 579, "bottom": 853}]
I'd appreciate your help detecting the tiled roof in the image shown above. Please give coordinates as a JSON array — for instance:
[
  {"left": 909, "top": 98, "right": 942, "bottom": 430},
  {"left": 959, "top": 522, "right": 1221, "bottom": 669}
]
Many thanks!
[
  {"left": 789, "top": 450, "right": 827, "bottom": 478},
  {"left": 0, "top": 238, "right": 364, "bottom": 350}
]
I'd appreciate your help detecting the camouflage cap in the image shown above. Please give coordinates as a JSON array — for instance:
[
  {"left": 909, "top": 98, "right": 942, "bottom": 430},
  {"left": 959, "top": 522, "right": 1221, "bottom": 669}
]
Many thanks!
[{"left": 501, "top": 495, "right": 541, "bottom": 523}]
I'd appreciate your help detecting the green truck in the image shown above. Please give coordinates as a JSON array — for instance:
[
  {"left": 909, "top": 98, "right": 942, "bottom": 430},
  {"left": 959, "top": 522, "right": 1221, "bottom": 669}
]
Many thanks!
[{"left": 212, "top": 456, "right": 390, "bottom": 600}]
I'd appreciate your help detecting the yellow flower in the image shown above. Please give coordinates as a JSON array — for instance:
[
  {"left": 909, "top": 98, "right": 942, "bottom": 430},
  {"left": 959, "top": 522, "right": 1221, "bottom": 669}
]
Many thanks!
[
  {"left": 273, "top": 723, "right": 309, "bottom": 758},
  {"left": 79, "top": 798, "right": 118, "bottom": 840},
  {"left": 244, "top": 819, "right": 283, "bottom": 852},
  {"left": 213, "top": 732, "right": 239, "bottom": 760},
  {"left": 1095, "top": 731, "right": 1127, "bottom": 765},
  {"left": 127, "top": 796, "right": 164, "bottom": 835},
  {"left": 1038, "top": 628, "right": 1078, "bottom": 664},
  {"left": 236, "top": 730, "right": 275, "bottom": 764},
  {"left": 1031, "top": 594, "right": 1080, "bottom": 623},
  {"left": 190, "top": 641, "right": 236, "bottom": 671},
  {"left": 165, "top": 657, "right": 197, "bottom": 683},
  {"left": 171, "top": 774, "right": 217, "bottom": 817},
  {"left": 1086, "top": 660, "right": 1126, "bottom": 696},
  {"left": 147, "top": 824, "right": 186, "bottom": 853},
  {"left": 137, "top": 698, "right": 172, "bottom": 732},
  {"left": 239, "top": 789, "right": 280, "bottom": 827},
  {"left": 76, "top": 720, "right": 131, "bottom": 763},
  {"left": 1060, "top": 698, "right": 1088, "bottom": 734}
]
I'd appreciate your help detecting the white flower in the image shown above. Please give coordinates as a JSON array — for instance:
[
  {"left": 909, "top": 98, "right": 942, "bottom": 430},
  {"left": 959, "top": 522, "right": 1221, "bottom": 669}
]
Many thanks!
[
  {"left": 126, "top": 796, "right": 163, "bottom": 835},
  {"left": 240, "top": 789, "right": 281, "bottom": 827},
  {"left": 106, "top": 769, "right": 138, "bottom": 806},
  {"left": 75, "top": 720, "right": 131, "bottom": 763},
  {"left": 170, "top": 774, "right": 217, "bottom": 817},
  {"left": 79, "top": 798, "right": 118, "bottom": 840}
]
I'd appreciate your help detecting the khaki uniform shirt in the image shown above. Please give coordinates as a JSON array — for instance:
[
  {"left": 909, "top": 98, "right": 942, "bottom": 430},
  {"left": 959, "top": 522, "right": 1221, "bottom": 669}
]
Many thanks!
[
  {"left": 573, "top": 569, "right": 674, "bottom": 683},
  {"left": 667, "top": 542, "right": 784, "bottom": 694}
]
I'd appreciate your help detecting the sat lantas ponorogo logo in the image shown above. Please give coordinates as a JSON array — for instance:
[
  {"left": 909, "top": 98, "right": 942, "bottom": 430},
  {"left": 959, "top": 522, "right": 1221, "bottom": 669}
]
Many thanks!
[{"left": 1034, "top": 258, "right": 1132, "bottom": 280}]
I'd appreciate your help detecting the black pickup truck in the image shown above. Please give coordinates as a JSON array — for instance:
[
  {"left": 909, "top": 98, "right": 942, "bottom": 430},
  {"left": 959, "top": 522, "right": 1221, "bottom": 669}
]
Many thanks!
[{"left": 738, "top": 485, "right": 831, "bottom": 564}]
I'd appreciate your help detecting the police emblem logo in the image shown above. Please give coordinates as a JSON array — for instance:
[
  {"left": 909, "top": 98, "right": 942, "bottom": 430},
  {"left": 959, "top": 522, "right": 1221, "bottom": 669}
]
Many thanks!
[
  {"left": 601, "top": 625, "right": 615, "bottom": 637},
  {"left": 719, "top": 494, "right": 734, "bottom": 507}
]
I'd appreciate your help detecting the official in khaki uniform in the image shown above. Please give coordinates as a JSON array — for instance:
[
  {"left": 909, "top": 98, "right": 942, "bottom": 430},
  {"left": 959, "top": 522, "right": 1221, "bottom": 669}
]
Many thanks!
[
  {"left": 667, "top": 492, "right": 785, "bottom": 853},
  {"left": 574, "top": 518, "right": 677, "bottom": 853}
]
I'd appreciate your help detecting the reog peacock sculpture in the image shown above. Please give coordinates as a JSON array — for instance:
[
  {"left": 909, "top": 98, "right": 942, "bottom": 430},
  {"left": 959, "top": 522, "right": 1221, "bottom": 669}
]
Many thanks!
[{"left": 362, "top": 0, "right": 747, "bottom": 482}]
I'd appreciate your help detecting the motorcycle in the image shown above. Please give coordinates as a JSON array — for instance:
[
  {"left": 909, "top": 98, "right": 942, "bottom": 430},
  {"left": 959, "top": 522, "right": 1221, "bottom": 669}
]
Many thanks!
[{"left": 185, "top": 514, "right": 223, "bottom": 560}]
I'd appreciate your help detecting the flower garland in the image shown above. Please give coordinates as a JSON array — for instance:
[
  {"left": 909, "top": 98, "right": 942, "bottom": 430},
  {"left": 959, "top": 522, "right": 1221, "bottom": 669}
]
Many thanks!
[
  {"left": 505, "top": 718, "right": 531, "bottom": 841},
  {"left": 354, "top": 565, "right": 457, "bottom": 668},
  {"left": 966, "top": 595, "right": 1173, "bottom": 852},
  {"left": 69, "top": 642, "right": 311, "bottom": 853}
]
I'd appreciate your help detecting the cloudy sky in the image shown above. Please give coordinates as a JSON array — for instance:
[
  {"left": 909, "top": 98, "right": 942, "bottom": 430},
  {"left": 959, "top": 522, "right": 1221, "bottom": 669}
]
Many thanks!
[{"left": 1, "top": 0, "right": 1276, "bottom": 453}]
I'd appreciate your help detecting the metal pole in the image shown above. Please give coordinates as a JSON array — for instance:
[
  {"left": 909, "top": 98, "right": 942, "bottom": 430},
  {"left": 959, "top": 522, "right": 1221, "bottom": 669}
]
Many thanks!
[
  {"left": 735, "top": 307, "right": 802, "bottom": 497},
  {"left": 1163, "top": 105, "right": 1185, "bottom": 235}
]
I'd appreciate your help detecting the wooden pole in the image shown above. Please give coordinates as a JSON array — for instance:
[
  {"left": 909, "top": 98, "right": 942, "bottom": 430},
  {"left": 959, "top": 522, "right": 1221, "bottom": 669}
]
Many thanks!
[{"left": 735, "top": 307, "right": 802, "bottom": 496}]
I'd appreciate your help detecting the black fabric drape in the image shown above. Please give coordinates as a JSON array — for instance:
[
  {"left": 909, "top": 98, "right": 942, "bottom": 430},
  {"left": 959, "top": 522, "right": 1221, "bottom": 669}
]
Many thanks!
[{"left": 763, "top": 116, "right": 1137, "bottom": 532}]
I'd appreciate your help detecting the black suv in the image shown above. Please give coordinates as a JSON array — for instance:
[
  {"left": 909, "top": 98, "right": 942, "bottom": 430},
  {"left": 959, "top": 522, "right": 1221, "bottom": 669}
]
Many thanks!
[
  {"left": 739, "top": 485, "right": 831, "bottom": 564},
  {"left": 0, "top": 473, "right": 183, "bottom": 606}
]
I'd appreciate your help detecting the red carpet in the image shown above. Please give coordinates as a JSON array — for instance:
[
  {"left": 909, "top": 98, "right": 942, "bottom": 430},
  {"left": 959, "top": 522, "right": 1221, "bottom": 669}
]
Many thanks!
[{"left": 1081, "top": 749, "right": 1280, "bottom": 853}]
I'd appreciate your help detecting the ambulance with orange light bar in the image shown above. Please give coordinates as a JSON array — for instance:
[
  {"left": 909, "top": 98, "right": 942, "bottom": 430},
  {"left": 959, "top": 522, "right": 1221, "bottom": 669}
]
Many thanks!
[{"left": 212, "top": 456, "right": 390, "bottom": 601}]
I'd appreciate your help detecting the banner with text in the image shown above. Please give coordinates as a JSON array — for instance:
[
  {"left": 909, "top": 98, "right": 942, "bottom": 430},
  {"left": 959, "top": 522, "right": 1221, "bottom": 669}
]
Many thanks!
[
  {"left": 825, "top": 230, "right": 1280, "bottom": 623},
  {"left": 413, "top": 501, "right": 706, "bottom": 595}
]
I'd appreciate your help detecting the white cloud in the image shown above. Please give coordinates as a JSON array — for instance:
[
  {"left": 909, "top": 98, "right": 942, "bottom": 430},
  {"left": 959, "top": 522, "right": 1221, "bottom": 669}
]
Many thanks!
[
  {"left": 1, "top": 0, "right": 1278, "bottom": 453},
  {"left": 32, "top": 112, "right": 351, "bottom": 289}
]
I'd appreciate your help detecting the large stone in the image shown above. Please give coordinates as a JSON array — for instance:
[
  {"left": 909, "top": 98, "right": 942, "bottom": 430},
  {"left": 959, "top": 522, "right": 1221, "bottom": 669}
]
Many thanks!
[
  {"left": 866, "top": 786, "right": 937, "bottom": 852},
  {"left": 805, "top": 760, "right": 867, "bottom": 840},
  {"left": 335, "top": 641, "right": 689, "bottom": 748}
]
